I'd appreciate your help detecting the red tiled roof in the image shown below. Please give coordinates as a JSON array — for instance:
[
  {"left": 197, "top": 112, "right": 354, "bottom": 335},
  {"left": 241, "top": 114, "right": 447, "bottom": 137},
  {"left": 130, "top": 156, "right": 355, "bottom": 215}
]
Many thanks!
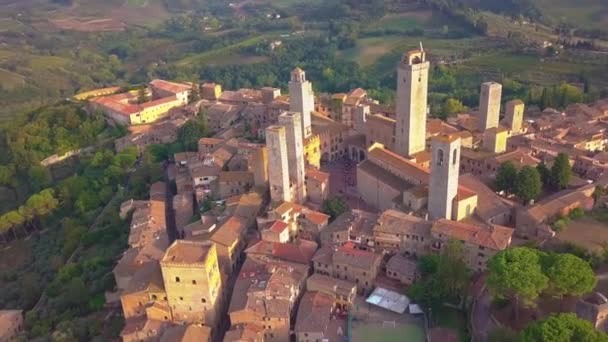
[
  {"left": 245, "top": 240, "right": 318, "bottom": 265},
  {"left": 269, "top": 220, "right": 289, "bottom": 233},
  {"left": 432, "top": 219, "right": 513, "bottom": 250},
  {"left": 150, "top": 79, "right": 191, "bottom": 94}
]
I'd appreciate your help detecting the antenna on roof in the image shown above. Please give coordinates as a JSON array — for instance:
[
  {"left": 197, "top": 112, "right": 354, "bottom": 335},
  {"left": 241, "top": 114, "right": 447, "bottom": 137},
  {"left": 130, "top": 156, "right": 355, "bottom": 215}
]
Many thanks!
[{"left": 419, "top": 41, "right": 424, "bottom": 52}]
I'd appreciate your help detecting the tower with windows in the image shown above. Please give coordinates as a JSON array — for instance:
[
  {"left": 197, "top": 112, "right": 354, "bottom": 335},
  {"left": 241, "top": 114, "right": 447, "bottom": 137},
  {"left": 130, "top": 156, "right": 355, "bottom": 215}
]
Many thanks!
[
  {"left": 429, "top": 134, "right": 461, "bottom": 220},
  {"left": 289, "top": 68, "right": 314, "bottom": 138},
  {"left": 395, "top": 46, "right": 430, "bottom": 158}
]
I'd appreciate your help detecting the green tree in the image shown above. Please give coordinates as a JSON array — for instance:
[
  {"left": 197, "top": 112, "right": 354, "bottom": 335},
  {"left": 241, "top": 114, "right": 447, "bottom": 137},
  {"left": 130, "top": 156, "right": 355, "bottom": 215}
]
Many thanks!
[
  {"left": 543, "top": 253, "right": 596, "bottom": 298},
  {"left": 178, "top": 116, "right": 208, "bottom": 151},
  {"left": 321, "top": 197, "right": 348, "bottom": 222},
  {"left": 522, "top": 313, "right": 608, "bottom": 342},
  {"left": 516, "top": 166, "right": 542, "bottom": 203},
  {"left": 536, "top": 161, "right": 551, "bottom": 188},
  {"left": 417, "top": 254, "right": 440, "bottom": 277},
  {"left": 551, "top": 153, "right": 571, "bottom": 190},
  {"left": 189, "top": 80, "right": 200, "bottom": 104},
  {"left": 441, "top": 98, "right": 467, "bottom": 117},
  {"left": 436, "top": 239, "right": 470, "bottom": 297},
  {"left": 137, "top": 85, "right": 149, "bottom": 104},
  {"left": 495, "top": 161, "right": 518, "bottom": 194},
  {"left": 487, "top": 247, "right": 549, "bottom": 321}
]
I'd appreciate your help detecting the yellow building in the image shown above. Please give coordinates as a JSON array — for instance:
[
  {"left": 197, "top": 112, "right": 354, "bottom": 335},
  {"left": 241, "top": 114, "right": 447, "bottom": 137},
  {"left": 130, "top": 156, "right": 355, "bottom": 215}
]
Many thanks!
[
  {"left": 483, "top": 127, "right": 508, "bottom": 154},
  {"left": 304, "top": 134, "right": 321, "bottom": 169},
  {"left": 160, "top": 240, "right": 222, "bottom": 327},
  {"left": 129, "top": 96, "right": 185, "bottom": 125}
]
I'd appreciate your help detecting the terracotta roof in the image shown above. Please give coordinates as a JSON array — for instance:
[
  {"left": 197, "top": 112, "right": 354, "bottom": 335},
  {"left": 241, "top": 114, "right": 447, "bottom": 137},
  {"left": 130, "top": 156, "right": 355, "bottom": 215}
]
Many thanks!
[
  {"left": 150, "top": 79, "right": 191, "bottom": 94},
  {"left": 358, "top": 160, "right": 412, "bottom": 192},
  {"left": 140, "top": 95, "right": 179, "bottom": 109},
  {"left": 306, "top": 273, "right": 356, "bottom": 298},
  {"left": 306, "top": 168, "right": 330, "bottom": 183},
  {"left": 269, "top": 220, "right": 289, "bottom": 233},
  {"left": 303, "top": 211, "right": 330, "bottom": 225},
  {"left": 334, "top": 242, "right": 382, "bottom": 270},
  {"left": 224, "top": 323, "right": 264, "bottom": 341},
  {"left": 459, "top": 174, "right": 515, "bottom": 221},
  {"left": 162, "top": 240, "right": 213, "bottom": 264},
  {"left": 295, "top": 291, "right": 333, "bottom": 333},
  {"left": 210, "top": 216, "right": 248, "bottom": 247},
  {"left": 246, "top": 239, "right": 318, "bottom": 265},
  {"left": 374, "top": 210, "right": 432, "bottom": 236},
  {"left": 432, "top": 219, "right": 513, "bottom": 250},
  {"left": 367, "top": 143, "right": 429, "bottom": 183},
  {"left": 198, "top": 137, "right": 225, "bottom": 145},
  {"left": 160, "top": 324, "right": 212, "bottom": 342},
  {"left": 386, "top": 254, "right": 417, "bottom": 277},
  {"left": 433, "top": 133, "right": 461, "bottom": 144}
]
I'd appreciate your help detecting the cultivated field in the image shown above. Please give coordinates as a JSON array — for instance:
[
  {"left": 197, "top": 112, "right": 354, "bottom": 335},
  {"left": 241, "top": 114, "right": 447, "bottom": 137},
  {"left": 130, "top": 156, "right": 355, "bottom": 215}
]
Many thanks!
[
  {"left": 533, "top": 0, "right": 608, "bottom": 29},
  {"left": 352, "top": 323, "right": 425, "bottom": 342},
  {"left": 556, "top": 217, "right": 608, "bottom": 253}
]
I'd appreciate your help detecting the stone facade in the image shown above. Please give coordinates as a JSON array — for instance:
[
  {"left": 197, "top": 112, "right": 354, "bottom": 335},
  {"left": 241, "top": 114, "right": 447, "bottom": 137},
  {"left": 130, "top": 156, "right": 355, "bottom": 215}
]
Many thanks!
[
  {"left": 289, "top": 68, "right": 314, "bottom": 138},
  {"left": 265, "top": 125, "right": 292, "bottom": 203},
  {"left": 479, "top": 82, "right": 502, "bottom": 132},
  {"left": 279, "top": 112, "right": 307, "bottom": 203},
  {"left": 395, "top": 49, "right": 429, "bottom": 157},
  {"left": 429, "top": 135, "right": 461, "bottom": 220},
  {"left": 505, "top": 99, "right": 525, "bottom": 135}
]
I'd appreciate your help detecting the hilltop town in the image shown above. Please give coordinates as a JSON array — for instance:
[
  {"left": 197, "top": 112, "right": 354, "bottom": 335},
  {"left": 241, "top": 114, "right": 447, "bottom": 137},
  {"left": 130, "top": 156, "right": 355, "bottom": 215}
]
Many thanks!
[
  {"left": 32, "top": 43, "right": 600, "bottom": 342},
  {"left": 3, "top": 42, "right": 608, "bottom": 341}
]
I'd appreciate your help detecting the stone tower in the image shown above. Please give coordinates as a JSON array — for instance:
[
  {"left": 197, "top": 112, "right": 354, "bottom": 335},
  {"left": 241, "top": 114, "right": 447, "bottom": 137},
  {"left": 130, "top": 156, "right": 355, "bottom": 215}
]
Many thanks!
[
  {"left": 395, "top": 47, "right": 430, "bottom": 158},
  {"left": 265, "top": 125, "right": 292, "bottom": 203},
  {"left": 505, "top": 99, "right": 525, "bottom": 134},
  {"left": 483, "top": 127, "right": 508, "bottom": 154},
  {"left": 160, "top": 240, "right": 222, "bottom": 327},
  {"left": 289, "top": 68, "right": 314, "bottom": 138},
  {"left": 479, "top": 82, "right": 502, "bottom": 132},
  {"left": 279, "top": 111, "right": 307, "bottom": 203},
  {"left": 429, "top": 134, "right": 461, "bottom": 221}
]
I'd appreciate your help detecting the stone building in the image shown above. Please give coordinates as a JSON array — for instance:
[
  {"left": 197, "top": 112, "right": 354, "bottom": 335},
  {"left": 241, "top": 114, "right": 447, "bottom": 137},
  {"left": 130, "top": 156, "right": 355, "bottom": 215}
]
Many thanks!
[
  {"left": 289, "top": 68, "right": 314, "bottom": 138},
  {"left": 505, "top": 99, "right": 525, "bottom": 135},
  {"left": 306, "top": 273, "right": 357, "bottom": 311},
  {"left": 395, "top": 48, "right": 430, "bottom": 158},
  {"left": 478, "top": 82, "right": 502, "bottom": 132},
  {"left": 482, "top": 127, "right": 508, "bottom": 154},
  {"left": 160, "top": 240, "right": 222, "bottom": 327},
  {"left": 279, "top": 111, "right": 307, "bottom": 203},
  {"left": 373, "top": 209, "right": 432, "bottom": 257},
  {"left": 305, "top": 168, "right": 330, "bottom": 205},
  {"left": 294, "top": 291, "right": 346, "bottom": 342},
  {"left": 314, "top": 242, "right": 383, "bottom": 295},
  {"left": 265, "top": 125, "right": 292, "bottom": 203},
  {"left": 429, "top": 134, "right": 461, "bottom": 220},
  {"left": 577, "top": 292, "right": 608, "bottom": 332},
  {"left": 386, "top": 254, "right": 418, "bottom": 285}
]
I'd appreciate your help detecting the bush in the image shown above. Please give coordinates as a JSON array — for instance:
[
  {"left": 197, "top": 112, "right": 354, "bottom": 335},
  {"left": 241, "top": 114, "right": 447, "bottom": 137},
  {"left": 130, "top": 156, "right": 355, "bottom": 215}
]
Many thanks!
[
  {"left": 552, "top": 219, "right": 568, "bottom": 232},
  {"left": 568, "top": 207, "right": 585, "bottom": 220}
]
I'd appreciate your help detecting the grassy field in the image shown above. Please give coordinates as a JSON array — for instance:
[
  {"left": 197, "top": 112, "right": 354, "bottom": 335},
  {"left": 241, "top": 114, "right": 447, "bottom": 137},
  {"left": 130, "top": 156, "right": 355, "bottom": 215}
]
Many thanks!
[
  {"left": 556, "top": 216, "right": 608, "bottom": 253},
  {"left": 533, "top": 0, "right": 608, "bottom": 29},
  {"left": 177, "top": 34, "right": 278, "bottom": 67},
  {"left": 352, "top": 323, "right": 425, "bottom": 342},
  {"left": 435, "top": 307, "right": 470, "bottom": 342}
]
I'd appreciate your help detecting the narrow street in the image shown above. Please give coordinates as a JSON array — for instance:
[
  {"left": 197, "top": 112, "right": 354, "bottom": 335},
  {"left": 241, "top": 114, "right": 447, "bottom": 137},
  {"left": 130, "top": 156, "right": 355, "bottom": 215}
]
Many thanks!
[{"left": 164, "top": 162, "right": 178, "bottom": 243}]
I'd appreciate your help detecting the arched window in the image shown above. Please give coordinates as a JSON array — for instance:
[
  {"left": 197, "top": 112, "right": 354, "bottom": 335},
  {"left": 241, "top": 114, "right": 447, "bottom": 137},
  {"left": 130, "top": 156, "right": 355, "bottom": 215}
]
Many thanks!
[
  {"left": 453, "top": 148, "right": 458, "bottom": 165},
  {"left": 437, "top": 149, "right": 444, "bottom": 166}
]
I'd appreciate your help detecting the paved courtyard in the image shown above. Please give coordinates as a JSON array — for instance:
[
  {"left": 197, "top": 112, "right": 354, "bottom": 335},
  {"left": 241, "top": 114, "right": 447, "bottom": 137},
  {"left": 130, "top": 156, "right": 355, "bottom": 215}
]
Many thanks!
[{"left": 321, "top": 157, "right": 378, "bottom": 213}]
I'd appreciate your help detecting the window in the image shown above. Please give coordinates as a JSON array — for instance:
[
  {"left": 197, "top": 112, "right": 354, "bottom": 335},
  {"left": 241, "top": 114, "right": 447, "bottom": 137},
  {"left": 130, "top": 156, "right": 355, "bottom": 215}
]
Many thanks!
[
  {"left": 192, "top": 280, "right": 197, "bottom": 285},
  {"left": 179, "top": 297, "right": 184, "bottom": 301},
  {"left": 175, "top": 276, "right": 181, "bottom": 282},
  {"left": 453, "top": 149, "right": 458, "bottom": 165},
  {"left": 201, "top": 298, "right": 206, "bottom": 303},
  {"left": 437, "top": 149, "right": 444, "bottom": 166}
]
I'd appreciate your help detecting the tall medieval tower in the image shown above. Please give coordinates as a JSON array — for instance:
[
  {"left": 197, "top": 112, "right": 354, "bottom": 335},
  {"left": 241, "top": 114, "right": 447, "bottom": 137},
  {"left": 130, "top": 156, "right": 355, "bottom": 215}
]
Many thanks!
[
  {"left": 279, "top": 111, "right": 307, "bottom": 203},
  {"left": 395, "top": 47, "right": 430, "bottom": 158},
  {"left": 479, "top": 82, "right": 502, "bottom": 132},
  {"left": 428, "top": 134, "right": 461, "bottom": 221},
  {"left": 289, "top": 68, "right": 314, "bottom": 138},
  {"left": 265, "top": 125, "right": 292, "bottom": 203}
]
